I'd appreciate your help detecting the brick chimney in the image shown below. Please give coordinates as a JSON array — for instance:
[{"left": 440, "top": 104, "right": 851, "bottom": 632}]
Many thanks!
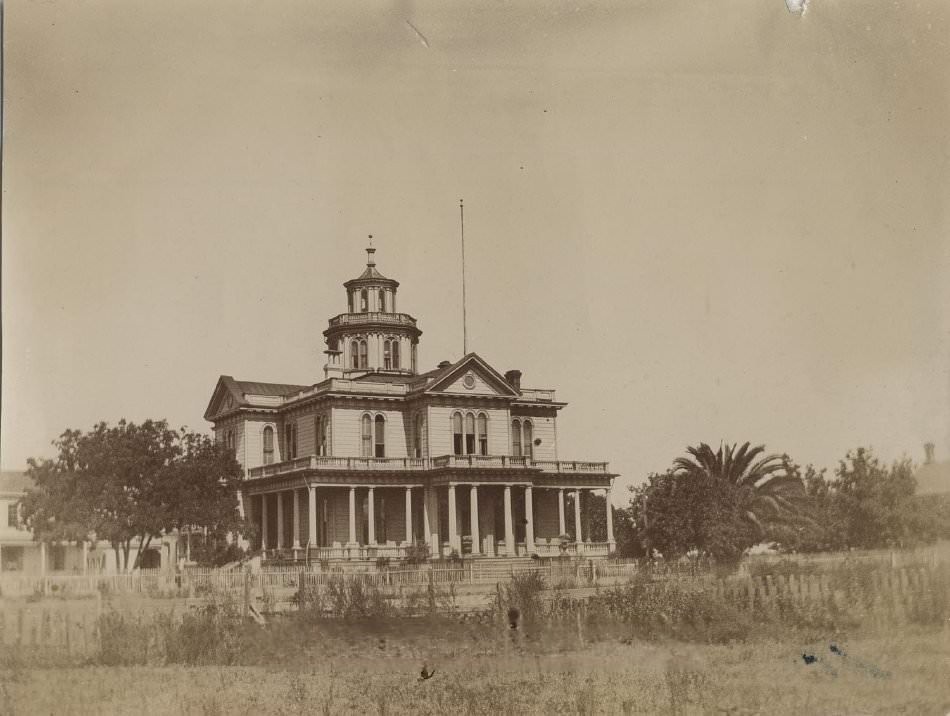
[
  {"left": 924, "top": 442, "right": 935, "bottom": 465},
  {"left": 504, "top": 369, "right": 522, "bottom": 392}
]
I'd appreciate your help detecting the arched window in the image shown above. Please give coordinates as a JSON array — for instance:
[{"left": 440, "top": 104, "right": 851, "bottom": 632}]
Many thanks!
[
  {"left": 523, "top": 420, "right": 533, "bottom": 460},
  {"left": 378, "top": 289, "right": 386, "bottom": 312},
  {"left": 452, "top": 413, "right": 464, "bottom": 455},
  {"left": 360, "top": 289, "right": 368, "bottom": 312},
  {"left": 263, "top": 426, "right": 275, "bottom": 465},
  {"left": 477, "top": 414, "right": 488, "bottom": 455},
  {"left": 511, "top": 419, "right": 522, "bottom": 457},
  {"left": 374, "top": 415, "right": 385, "bottom": 457},
  {"left": 350, "top": 341, "right": 360, "bottom": 369},
  {"left": 359, "top": 340, "right": 368, "bottom": 369},
  {"left": 361, "top": 415, "right": 372, "bottom": 457},
  {"left": 465, "top": 413, "right": 476, "bottom": 454},
  {"left": 392, "top": 340, "right": 400, "bottom": 370},
  {"left": 383, "top": 340, "right": 392, "bottom": 370}
]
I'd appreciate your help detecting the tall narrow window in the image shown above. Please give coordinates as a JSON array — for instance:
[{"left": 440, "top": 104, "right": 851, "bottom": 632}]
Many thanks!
[
  {"left": 478, "top": 414, "right": 488, "bottom": 455},
  {"left": 465, "top": 413, "right": 476, "bottom": 455},
  {"left": 374, "top": 415, "right": 385, "bottom": 458},
  {"left": 523, "top": 420, "right": 533, "bottom": 460},
  {"left": 350, "top": 341, "right": 360, "bottom": 369},
  {"left": 8, "top": 502, "right": 19, "bottom": 529},
  {"left": 453, "top": 413, "right": 464, "bottom": 455},
  {"left": 414, "top": 414, "right": 424, "bottom": 458},
  {"left": 359, "top": 340, "right": 368, "bottom": 369},
  {"left": 263, "top": 426, "right": 275, "bottom": 465},
  {"left": 383, "top": 340, "right": 392, "bottom": 369},
  {"left": 360, "top": 289, "right": 368, "bottom": 312},
  {"left": 285, "top": 423, "right": 297, "bottom": 460},
  {"left": 361, "top": 415, "right": 372, "bottom": 457},
  {"left": 348, "top": 291, "right": 354, "bottom": 313},
  {"left": 378, "top": 289, "right": 386, "bottom": 312},
  {"left": 511, "top": 419, "right": 522, "bottom": 457},
  {"left": 392, "top": 341, "right": 400, "bottom": 370}
]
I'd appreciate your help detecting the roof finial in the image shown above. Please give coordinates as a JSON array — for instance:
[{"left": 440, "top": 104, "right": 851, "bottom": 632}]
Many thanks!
[{"left": 366, "top": 235, "right": 376, "bottom": 267}]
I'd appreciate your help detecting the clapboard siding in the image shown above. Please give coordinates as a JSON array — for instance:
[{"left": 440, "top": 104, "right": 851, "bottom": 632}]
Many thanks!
[
  {"left": 426, "top": 406, "right": 510, "bottom": 456},
  {"left": 241, "top": 417, "right": 282, "bottom": 470},
  {"left": 330, "top": 407, "right": 410, "bottom": 458}
]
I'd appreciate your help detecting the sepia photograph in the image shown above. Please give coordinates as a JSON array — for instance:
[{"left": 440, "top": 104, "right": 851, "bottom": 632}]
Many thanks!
[{"left": 1, "top": 1, "right": 948, "bottom": 713}]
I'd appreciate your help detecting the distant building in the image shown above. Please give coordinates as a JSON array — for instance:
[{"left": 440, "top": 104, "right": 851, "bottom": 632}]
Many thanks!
[
  {"left": 916, "top": 442, "right": 950, "bottom": 496},
  {"left": 204, "top": 246, "right": 618, "bottom": 562},
  {"left": 0, "top": 471, "right": 170, "bottom": 575}
]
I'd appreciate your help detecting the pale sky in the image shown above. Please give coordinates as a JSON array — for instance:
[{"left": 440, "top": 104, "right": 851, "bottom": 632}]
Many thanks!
[{"left": 2, "top": 1, "right": 948, "bottom": 500}]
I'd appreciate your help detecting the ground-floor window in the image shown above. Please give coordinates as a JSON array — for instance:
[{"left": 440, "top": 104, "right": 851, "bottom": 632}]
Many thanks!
[{"left": 0, "top": 546, "right": 24, "bottom": 571}]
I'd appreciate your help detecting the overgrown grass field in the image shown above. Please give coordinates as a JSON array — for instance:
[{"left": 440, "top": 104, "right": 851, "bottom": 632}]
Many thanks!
[{"left": 3, "top": 561, "right": 950, "bottom": 714}]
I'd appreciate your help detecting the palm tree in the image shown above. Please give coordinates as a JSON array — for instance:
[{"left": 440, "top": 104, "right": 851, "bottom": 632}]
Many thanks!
[{"left": 673, "top": 442, "right": 809, "bottom": 541}]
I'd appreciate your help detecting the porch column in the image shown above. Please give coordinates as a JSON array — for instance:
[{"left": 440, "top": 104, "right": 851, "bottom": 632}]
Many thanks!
[
  {"left": 574, "top": 489, "right": 583, "bottom": 543},
  {"left": 524, "top": 486, "right": 535, "bottom": 552},
  {"left": 422, "top": 487, "right": 432, "bottom": 546},
  {"left": 292, "top": 488, "right": 301, "bottom": 549},
  {"left": 606, "top": 486, "right": 615, "bottom": 549},
  {"left": 348, "top": 487, "right": 357, "bottom": 545},
  {"left": 404, "top": 487, "right": 413, "bottom": 543},
  {"left": 261, "top": 494, "right": 269, "bottom": 550},
  {"left": 469, "top": 485, "right": 480, "bottom": 555},
  {"left": 448, "top": 484, "right": 459, "bottom": 552},
  {"left": 82, "top": 540, "right": 89, "bottom": 575},
  {"left": 558, "top": 488, "right": 566, "bottom": 535},
  {"left": 503, "top": 485, "right": 514, "bottom": 556},
  {"left": 40, "top": 542, "right": 47, "bottom": 576},
  {"left": 368, "top": 487, "right": 376, "bottom": 545},
  {"left": 276, "top": 491, "right": 285, "bottom": 549},
  {"left": 308, "top": 486, "right": 317, "bottom": 546}
]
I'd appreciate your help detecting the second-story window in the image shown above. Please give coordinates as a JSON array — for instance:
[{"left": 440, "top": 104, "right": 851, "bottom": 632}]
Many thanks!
[
  {"left": 285, "top": 422, "right": 298, "bottom": 460},
  {"left": 452, "top": 413, "right": 463, "bottom": 455},
  {"left": 465, "top": 413, "right": 476, "bottom": 454},
  {"left": 263, "top": 426, "right": 275, "bottom": 465},
  {"left": 374, "top": 415, "right": 386, "bottom": 458},
  {"left": 361, "top": 414, "right": 372, "bottom": 457},
  {"left": 523, "top": 420, "right": 533, "bottom": 460},
  {"left": 7, "top": 502, "right": 19, "bottom": 529},
  {"left": 511, "top": 419, "right": 522, "bottom": 457},
  {"left": 478, "top": 413, "right": 488, "bottom": 455},
  {"left": 226, "top": 430, "right": 235, "bottom": 454},
  {"left": 414, "top": 414, "right": 424, "bottom": 458},
  {"left": 315, "top": 416, "right": 328, "bottom": 456}
]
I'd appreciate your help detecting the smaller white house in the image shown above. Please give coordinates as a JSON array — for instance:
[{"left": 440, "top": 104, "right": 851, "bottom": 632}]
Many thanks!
[{"left": 0, "top": 471, "right": 176, "bottom": 575}]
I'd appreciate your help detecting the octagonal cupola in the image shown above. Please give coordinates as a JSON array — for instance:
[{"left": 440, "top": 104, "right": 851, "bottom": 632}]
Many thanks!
[{"left": 323, "top": 241, "right": 422, "bottom": 379}]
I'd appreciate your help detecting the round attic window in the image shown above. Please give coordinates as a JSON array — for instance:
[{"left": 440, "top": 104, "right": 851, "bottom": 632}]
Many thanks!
[{"left": 462, "top": 373, "right": 476, "bottom": 389}]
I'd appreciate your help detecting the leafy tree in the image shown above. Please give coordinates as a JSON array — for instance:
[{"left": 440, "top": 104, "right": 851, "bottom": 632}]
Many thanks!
[
  {"left": 21, "top": 420, "right": 247, "bottom": 570},
  {"left": 627, "top": 470, "right": 758, "bottom": 563},
  {"left": 672, "top": 442, "right": 810, "bottom": 543}
]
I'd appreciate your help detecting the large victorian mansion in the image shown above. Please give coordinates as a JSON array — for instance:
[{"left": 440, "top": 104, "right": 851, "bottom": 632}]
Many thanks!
[{"left": 204, "top": 247, "right": 618, "bottom": 562}]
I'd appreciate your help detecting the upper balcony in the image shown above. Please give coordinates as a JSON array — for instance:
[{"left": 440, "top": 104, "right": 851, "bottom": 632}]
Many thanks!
[
  {"left": 246, "top": 455, "right": 611, "bottom": 479},
  {"left": 326, "top": 312, "right": 417, "bottom": 330}
]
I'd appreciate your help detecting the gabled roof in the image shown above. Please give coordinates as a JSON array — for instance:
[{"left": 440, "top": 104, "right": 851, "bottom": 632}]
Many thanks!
[
  {"left": 414, "top": 353, "right": 521, "bottom": 398},
  {"left": 204, "top": 375, "right": 311, "bottom": 420}
]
